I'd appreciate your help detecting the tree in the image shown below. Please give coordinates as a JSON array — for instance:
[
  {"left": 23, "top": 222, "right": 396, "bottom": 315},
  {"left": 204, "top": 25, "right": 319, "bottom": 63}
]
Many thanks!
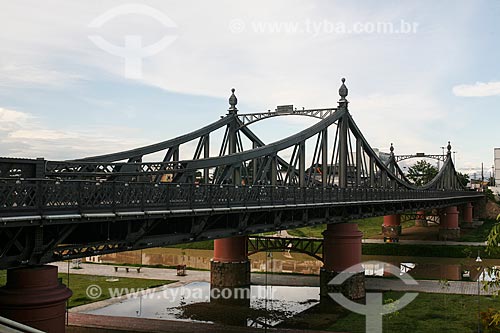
[
  {"left": 456, "top": 172, "right": 470, "bottom": 187},
  {"left": 406, "top": 160, "right": 438, "bottom": 186},
  {"left": 484, "top": 216, "right": 500, "bottom": 329}
]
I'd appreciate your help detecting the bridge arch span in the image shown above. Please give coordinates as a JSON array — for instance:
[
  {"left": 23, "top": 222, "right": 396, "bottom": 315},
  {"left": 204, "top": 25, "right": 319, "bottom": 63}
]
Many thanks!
[{"left": 247, "top": 236, "right": 324, "bottom": 262}]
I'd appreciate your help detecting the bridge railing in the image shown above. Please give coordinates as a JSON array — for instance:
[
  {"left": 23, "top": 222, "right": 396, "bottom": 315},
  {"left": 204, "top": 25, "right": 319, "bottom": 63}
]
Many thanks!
[{"left": 0, "top": 178, "right": 482, "bottom": 217}]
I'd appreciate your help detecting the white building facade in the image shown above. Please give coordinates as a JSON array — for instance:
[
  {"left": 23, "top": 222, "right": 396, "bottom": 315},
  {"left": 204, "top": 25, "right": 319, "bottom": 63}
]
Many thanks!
[
  {"left": 491, "top": 148, "right": 500, "bottom": 194},
  {"left": 495, "top": 148, "right": 500, "bottom": 186}
]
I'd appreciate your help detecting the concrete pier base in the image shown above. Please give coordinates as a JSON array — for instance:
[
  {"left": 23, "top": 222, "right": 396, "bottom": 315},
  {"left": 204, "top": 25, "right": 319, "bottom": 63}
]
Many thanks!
[
  {"left": 210, "top": 260, "right": 250, "bottom": 290},
  {"left": 438, "top": 228, "right": 461, "bottom": 240},
  {"left": 382, "top": 214, "right": 401, "bottom": 242},
  {"left": 320, "top": 269, "right": 365, "bottom": 300},
  {"left": 415, "top": 210, "right": 428, "bottom": 227}
]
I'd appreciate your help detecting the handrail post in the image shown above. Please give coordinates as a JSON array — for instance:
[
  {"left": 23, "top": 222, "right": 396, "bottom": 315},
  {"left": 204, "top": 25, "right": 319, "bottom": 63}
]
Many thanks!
[
  {"left": 112, "top": 181, "right": 116, "bottom": 213},
  {"left": 141, "top": 182, "right": 146, "bottom": 211},
  {"left": 36, "top": 180, "right": 43, "bottom": 215},
  {"left": 78, "top": 181, "right": 83, "bottom": 213}
]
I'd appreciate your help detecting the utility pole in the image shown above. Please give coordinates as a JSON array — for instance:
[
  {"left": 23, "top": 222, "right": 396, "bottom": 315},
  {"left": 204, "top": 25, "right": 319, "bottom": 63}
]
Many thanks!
[
  {"left": 481, "top": 163, "right": 484, "bottom": 191},
  {"left": 440, "top": 146, "right": 445, "bottom": 170}
]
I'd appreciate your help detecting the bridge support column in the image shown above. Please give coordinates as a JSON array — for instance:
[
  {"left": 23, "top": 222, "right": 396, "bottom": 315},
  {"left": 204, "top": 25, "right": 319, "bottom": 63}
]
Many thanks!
[
  {"left": 415, "top": 210, "right": 428, "bottom": 227},
  {"left": 320, "top": 223, "right": 365, "bottom": 300},
  {"left": 211, "top": 236, "right": 250, "bottom": 305},
  {"left": 382, "top": 214, "right": 401, "bottom": 242},
  {"left": 462, "top": 202, "right": 473, "bottom": 226},
  {"left": 0, "top": 265, "right": 72, "bottom": 333},
  {"left": 439, "top": 206, "right": 460, "bottom": 240}
]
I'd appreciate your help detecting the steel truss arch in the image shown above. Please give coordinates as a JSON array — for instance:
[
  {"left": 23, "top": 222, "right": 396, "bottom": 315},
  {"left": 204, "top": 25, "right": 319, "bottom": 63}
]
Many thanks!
[
  {"left": 247, "top": 236, "right": 324, "bottom": 262},
  {"left": 237, "top": 108, "right": 337, "bottom": 127}
]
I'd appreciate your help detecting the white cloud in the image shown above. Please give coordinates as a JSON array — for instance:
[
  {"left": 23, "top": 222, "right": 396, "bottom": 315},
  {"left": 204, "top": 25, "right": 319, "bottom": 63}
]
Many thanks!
[
  {"left": 349, "top": 93, "right": 447, "bottom": 154},
  {"left": 452, "top": 81, "right": 500, "bottom": 97},
  {"left": 0, "top": 64, "right": 84, "bottom": 88},
  {"left": 0, "top": 108, "right": 33, "bottom": 131},
  {"left": 8, "top": 129, "right": 76, "bottom": 140},
  {"left": 0, "top": 107, "right": 150, "bottom": 160}
]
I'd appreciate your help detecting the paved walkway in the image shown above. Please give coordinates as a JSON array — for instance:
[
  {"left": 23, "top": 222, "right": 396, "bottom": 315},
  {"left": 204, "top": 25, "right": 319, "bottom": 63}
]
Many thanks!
[
  {"left": 366, "top": 278, "right": 499, "bottom": 295},
  {"left": 53, "top": 262, "right": 210, "bottom": 283},
  {"left": 362, "top": 239, "right": 487, "bottom": 246},
  {"left": 68, "top": 313, "right": 337, "bottom": 333}
]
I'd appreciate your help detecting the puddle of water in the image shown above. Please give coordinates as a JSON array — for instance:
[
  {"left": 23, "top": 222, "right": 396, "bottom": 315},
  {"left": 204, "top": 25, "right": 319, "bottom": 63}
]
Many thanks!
[{"left": 83, "top": 282, "right": 319, "bottom": 327}]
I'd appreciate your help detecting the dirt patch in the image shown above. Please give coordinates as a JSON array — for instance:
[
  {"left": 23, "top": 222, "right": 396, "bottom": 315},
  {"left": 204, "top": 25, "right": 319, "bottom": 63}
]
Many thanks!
[
  {"left": 474, "top": 198, "right": 500, "bottom": 220},
  {"left": 484, "top": 200, "right": 500, "bottom": 219}
]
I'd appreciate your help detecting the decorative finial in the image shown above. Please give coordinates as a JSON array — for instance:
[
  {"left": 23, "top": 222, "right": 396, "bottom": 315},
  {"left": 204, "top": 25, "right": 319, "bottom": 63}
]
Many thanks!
[
  {"left": 447, "top": 141, "right": 451, "bottom": 154},
  {"left": 228, "top": 88, "right": 238, "bottom": 113},
  {"left": 390, "top": 143, "right": 394, "bottom": 154},
  {"left": 338, "top": 78, "right": 348, "bottom": 102}
]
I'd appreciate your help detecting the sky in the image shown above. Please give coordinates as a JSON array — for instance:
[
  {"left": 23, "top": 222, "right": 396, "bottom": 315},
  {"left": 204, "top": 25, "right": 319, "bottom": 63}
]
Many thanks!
[{"left": 0, "top": 0, "right": 499, "bottom": 178}]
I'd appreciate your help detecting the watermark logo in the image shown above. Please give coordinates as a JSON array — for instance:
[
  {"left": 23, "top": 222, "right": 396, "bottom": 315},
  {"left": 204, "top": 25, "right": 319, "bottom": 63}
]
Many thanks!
[
  {"left": 86, "top": 284, "right": 103, "bottom": 299},
  {"left": 229, "top": 18, "right": 418, "bottom": 36},
  {"left": 329, "top": 261, "right": 418, "bottom": 333},
  {"left": 85, "top": 284, "right": 278, "bottom": 301},
  {"left": 88, "top": 3, "right": 178, "bottom": 79}
]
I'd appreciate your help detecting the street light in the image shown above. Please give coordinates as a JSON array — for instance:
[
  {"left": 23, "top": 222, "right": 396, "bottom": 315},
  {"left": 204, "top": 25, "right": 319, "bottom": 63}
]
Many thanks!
[
  {"left": 476, "top": 253, "right": 482, "bottom": 333},
  {"left": 440, "top": 146, "right": 446, "bottom": 170},
  {"left": 264, "top": 251, "right": 273, "bottom": 332}
]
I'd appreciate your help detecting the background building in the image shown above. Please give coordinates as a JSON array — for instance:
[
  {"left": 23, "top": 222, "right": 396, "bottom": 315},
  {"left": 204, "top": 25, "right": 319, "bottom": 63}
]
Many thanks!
[
  {"left": 490, "top": 148, "right": 500, "bottom": 194},
  {"left": 495, "top": 148, "right": 500, "bottom": 186}
]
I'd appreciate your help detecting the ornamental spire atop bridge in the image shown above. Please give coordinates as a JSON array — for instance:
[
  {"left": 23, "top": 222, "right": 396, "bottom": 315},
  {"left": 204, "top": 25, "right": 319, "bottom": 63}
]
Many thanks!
[
  {"left": 447, "top": 141, "right": 452, "bottom": 155},
  {"left": 228, "top": 88, "right": 238, "bottom": 113},
  {"left": 338, "top": 77, "right": 348, "bottom": 103}
]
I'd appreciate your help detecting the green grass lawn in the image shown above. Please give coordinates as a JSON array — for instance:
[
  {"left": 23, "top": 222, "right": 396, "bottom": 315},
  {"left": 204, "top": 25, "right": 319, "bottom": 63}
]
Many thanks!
[
  {"left": 168, "top": 239, "right": 214, "bottom": 250},
  {"left": 328, "top": 291, "right": 500, "bottom": 333},
  {"left": 287, "top": 216, "right": 405, "bottom": 238},
  {"left": 166, "top": 231, "right": 276, "bottom": 251},
  {"left": 0, "top": 270, "right": 173, "bottom": 308},
  {"left": 362, "top": 243, "right": 497, "bottom": 258}
]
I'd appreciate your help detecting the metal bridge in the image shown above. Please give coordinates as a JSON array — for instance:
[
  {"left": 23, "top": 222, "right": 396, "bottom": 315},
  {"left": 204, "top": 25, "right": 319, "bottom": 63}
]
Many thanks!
[{"left": 0, "top": 79, "right": 483, "bottom": 269}]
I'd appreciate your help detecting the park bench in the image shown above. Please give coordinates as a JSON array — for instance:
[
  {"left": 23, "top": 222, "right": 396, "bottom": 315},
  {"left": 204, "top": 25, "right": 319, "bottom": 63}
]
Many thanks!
[{"left": 114, "top": 266, "right": 141, "bottom": 273}]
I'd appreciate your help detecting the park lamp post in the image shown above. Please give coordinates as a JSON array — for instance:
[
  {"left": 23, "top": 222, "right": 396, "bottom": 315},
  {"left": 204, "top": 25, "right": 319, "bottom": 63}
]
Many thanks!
[{"left": 476, "top": 253, "right": 482, "bottom": 333}]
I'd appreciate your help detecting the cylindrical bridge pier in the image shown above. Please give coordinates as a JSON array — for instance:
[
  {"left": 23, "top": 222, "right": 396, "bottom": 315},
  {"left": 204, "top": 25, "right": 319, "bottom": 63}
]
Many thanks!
[
  {"left": 0, "top": 265, "right": 72, "bottom": 333},
  {"left": 439, "top": 206, "right": 460, "bottom": 240},
  {"left": 320, "top": 223, "right": 365, "bottom": 300}
]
